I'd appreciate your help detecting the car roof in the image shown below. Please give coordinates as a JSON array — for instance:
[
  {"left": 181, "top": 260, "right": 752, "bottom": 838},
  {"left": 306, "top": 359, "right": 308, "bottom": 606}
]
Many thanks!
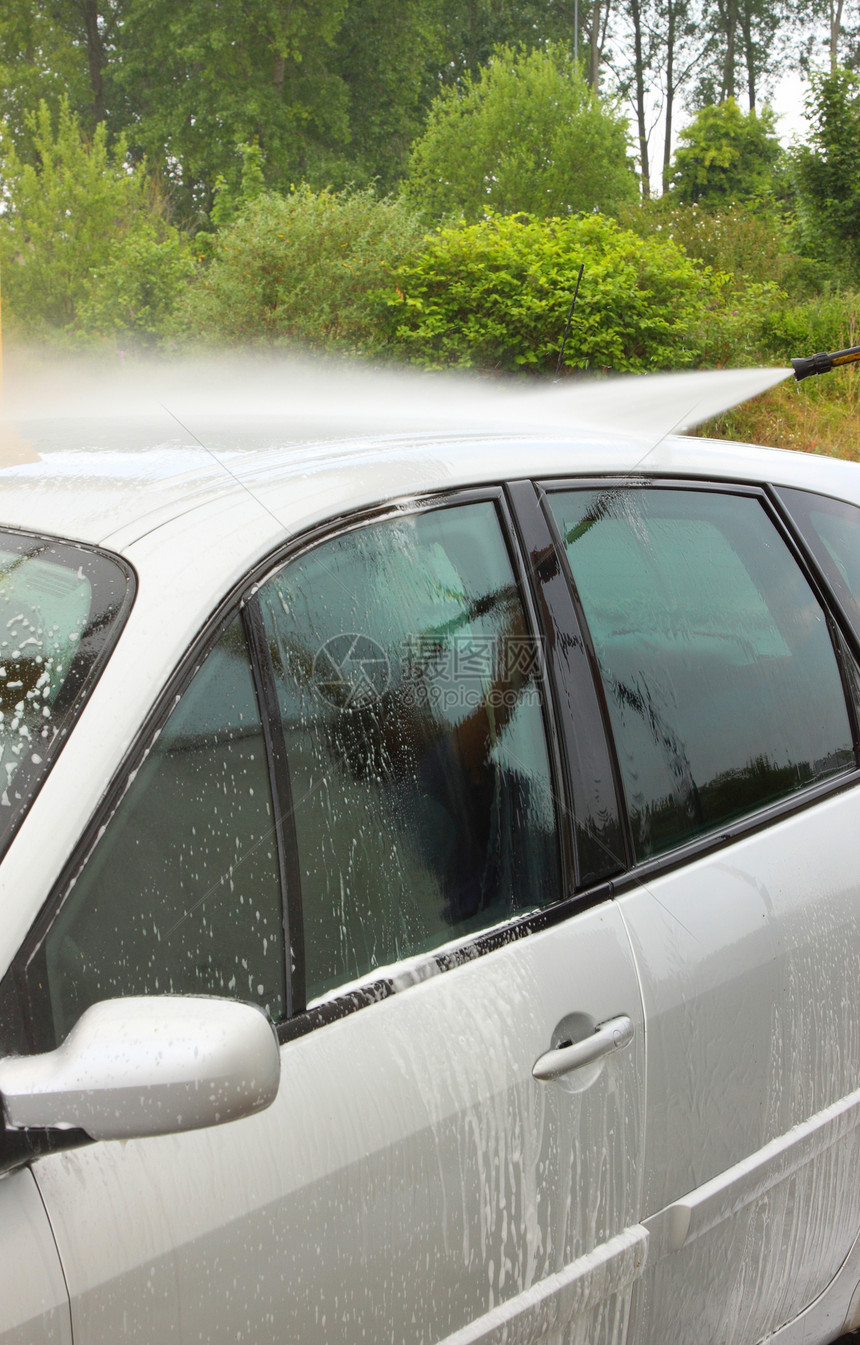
[{"left": 3, "top": 360, "right": 858, "bottom": 581}]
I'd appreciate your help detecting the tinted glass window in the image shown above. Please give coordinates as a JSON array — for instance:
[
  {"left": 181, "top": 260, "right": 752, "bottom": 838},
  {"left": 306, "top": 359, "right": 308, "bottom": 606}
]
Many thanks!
[
  {"left": 0, "top": 532, "right": 130, "bottom": 854},
  {"left": 777, "top": 488, "right": 860, "bottom": 647},
  {"left": 39, "top": 616, "right": 285, "bottom": 1044},
  {"left": 549, "top": 487, "right": 854, "bottom": 859},
  {"left": 258, "top": 501, "right": 561, "bottom": 1003}
]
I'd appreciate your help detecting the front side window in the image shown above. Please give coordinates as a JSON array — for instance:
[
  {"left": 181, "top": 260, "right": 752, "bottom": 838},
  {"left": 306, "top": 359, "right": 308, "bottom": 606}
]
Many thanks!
[
  {"left": 258, "top": 500, "right": 562, "bottom": 1004},
  {"left": 549, "top": 487, "right": 855, "bottom": 859},
  {"left": 0, "top": 532, "right": 131, "bottom": 855},
  {"left": 34, "top": 616, "right": 285, "bottom": 1045}
]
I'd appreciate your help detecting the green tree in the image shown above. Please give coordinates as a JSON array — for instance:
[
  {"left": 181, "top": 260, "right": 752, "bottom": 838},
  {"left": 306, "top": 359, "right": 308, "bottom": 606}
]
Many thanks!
[
  {"left": 668, "top": 98, "right": 781, "bottom": 206},
  {"left": 113, "top": 0, "right": 352, "bottom": 220},
  {"left": 403, "top": 44, "right": 637, "bottom": 221},
  {"left": 436, "top": 1, "right": 589, "bottom": 83},
  {"left": 0, "top": 4, "right": 91, "bottom": 158},
  {"left": 690, "top": 0, "right": 788, "bottom": 111},
  {"left": 330, "top": 0, "right": 446, "bottom": 190},
  {"left": 793, "top": 69, "right": 860, "bottom": 279},
  {"left": 0, "top": 99, "right": 194, "bottom": 344}
]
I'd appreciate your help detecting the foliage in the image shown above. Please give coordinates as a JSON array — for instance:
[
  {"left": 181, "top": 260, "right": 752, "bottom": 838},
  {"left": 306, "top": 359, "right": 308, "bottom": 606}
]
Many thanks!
[
  {"left": 112, "top": 0, "right": 353, "bottom": 220},
  {"left": 668, "top": 99, "right": 782, "bottom": 207},
  {"left": 0, "top": 99, "right": 194, "bottom": 345},
  {"left": 386, "top": 212, "right": 720, "bottom": 373},
  {"left": 179, "top": 186, "right": 425, "bottom": 351},
  {"left": 690, "top": 0, "right": 788, "bottom": 110},
  {"left": 209, "top": 141, "right": 268, "bottom": 233},
  {"left": 435, "top": 0, "right": 583, "bottom": 84},
  {"left": 793, "top": 70, "right": 860, "bottom": 281},
  {"left": 624, "top": 200, "right": 825, "bottom": 297},
  {"left": 0, "top": 4, "right": 91, "bottom": 159},
  {"left": 402, "top": 45, "right": 638, "bottom": 223},
  {"left": 329, "top": 0, "right": 446, "bottom": 190}
]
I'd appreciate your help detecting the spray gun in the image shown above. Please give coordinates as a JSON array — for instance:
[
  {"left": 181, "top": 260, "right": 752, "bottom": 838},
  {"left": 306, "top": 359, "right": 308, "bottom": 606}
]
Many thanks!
[{"left": 792, "top": 345, "right": 860, "bottom": 381}]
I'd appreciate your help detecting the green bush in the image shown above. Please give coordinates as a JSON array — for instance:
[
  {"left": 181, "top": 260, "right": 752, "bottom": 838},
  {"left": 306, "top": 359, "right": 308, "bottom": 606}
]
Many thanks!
[
  {"left": 386, "top": 212, "right": 735, "bottom": 374},
  {"left": 78, "top": 221, "right": 198, "bottom": 345},
  {"left": 744, "top": 291, "right": 860, "bottom": 360},
  {"left": 180, "top": 185, "right": 426, "bottom": 352},
  {"left": 0, "top": 98, "right": 194, "bottom": 347}
]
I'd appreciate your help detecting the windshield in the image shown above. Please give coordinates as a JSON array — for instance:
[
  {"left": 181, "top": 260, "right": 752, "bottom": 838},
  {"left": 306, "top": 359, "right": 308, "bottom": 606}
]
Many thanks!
[{"left": 0, "top": 531, "right": 133, "bottom": 856}]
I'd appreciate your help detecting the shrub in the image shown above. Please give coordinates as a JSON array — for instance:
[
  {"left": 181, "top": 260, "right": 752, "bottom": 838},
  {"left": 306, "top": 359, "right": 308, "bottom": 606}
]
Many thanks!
[
  {"left": 0, "top": 98, "right": 194, "bottom": 347},
  {"left": 180, "top": 186, "right": 425, "bottom": 352},
  {"left": 387, "top": 212, "right": 726, "bottom": 374}
]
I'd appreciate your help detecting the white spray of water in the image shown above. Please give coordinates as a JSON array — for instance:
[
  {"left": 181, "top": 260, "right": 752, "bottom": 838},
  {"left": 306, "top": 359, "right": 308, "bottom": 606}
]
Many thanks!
[{"left": 1, "top": 353, "right": 791, "bottom": 451}]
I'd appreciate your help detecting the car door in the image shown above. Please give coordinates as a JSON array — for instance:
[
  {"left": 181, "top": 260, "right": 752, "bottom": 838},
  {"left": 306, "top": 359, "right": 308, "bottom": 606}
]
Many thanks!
[
  {"left": 9, "top": 490, "right": 646, "bottom": 1345},
  {"left": 0, "top": 1168, "right": 71, "bottom": 1345},
  {"left": 544, "top": 479, "right": 860, "bottom": 1345}
]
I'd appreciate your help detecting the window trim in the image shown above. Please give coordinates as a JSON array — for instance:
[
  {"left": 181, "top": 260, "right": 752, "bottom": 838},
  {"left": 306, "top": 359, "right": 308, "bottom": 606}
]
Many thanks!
[{"left": 505, "top": 479, "right": 628, "bottom": 883}]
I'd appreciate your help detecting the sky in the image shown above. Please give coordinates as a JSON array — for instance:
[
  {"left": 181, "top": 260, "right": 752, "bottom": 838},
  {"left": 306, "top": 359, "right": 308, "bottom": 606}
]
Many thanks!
[{"left": 770, "top": 70, "right": 814, "bottom": 145}]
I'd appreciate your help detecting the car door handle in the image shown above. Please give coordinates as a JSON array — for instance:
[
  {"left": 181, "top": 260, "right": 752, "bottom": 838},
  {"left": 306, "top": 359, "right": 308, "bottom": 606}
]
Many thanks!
[{"left": 532, "top": 1015, "right": 634, "bottom": 1082}]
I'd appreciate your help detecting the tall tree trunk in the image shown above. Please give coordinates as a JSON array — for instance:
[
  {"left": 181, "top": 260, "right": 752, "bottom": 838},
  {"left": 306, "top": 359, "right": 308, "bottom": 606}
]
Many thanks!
[
  {"left": 80, "top": 0, "right": 107, "bottom": 123},
  {"left": 662, "top": 0, "right": 675, "bottom": 191},
  {"left": 468, "top": 0, "right": 479, "bottom": 72},
  {"left": 586, "top": 0, "right": 611, "bottom": 88},
  {"left": 588, "top": 0, "right": 601, "bottom": 85},
  {"left": 831, "top": 0, "right": 845, "bottom": 71},
  {"left": 628, "top": 0, "right": 651, "bottom": 197},
  {"left": 716, "top": 0, "right": 738, "bottom": 100},
  {"left": 739, "top": 0, "right": 756, "bottom": 110}
]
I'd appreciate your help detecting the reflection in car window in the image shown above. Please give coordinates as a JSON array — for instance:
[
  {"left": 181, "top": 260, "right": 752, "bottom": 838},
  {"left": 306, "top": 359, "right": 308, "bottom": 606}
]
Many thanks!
[
  {"left": 550, "top": 488, "right": 855, "bottom": 859},
  {"left": 39, "top": 617, "right": 285, "bottom": 1045},
  {"left": 258, "top": 501, "right": 561, "bottom": 1004},
  {"left": 0, "top": 533, "right": 130, "bottom": 856}
]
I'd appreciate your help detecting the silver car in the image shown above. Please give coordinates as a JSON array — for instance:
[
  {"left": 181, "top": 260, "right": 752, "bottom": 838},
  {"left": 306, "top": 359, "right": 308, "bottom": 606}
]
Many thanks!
[{"left": 2, "top": 366, "right": 860, "bottom": 1345}]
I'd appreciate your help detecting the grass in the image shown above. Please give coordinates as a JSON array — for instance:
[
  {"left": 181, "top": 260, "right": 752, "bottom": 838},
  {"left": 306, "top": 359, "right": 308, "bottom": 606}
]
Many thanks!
[{"left": 697, "top": 363, "right": 860, "bottom": 462}]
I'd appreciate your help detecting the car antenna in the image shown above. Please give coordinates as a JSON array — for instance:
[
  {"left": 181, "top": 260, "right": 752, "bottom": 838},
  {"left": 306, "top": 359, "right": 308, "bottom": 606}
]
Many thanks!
[
  {"left": 792, "top": 343, "right": 860, "bottom": 381},
  {"left": 555, "top": 263, "right": 585, "bottom": 380}
]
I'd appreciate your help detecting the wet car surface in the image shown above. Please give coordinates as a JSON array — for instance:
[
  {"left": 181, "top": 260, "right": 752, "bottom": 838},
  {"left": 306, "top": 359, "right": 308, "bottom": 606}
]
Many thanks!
[{"left": 2, "top": 372, "right": 860, "bottom": 1344}]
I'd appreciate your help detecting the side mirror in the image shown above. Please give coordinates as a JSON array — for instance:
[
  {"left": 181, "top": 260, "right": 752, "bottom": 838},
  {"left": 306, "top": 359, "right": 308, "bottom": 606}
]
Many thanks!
[{"left": 0, "top": 996, "right": 280, "bottom": 1141}]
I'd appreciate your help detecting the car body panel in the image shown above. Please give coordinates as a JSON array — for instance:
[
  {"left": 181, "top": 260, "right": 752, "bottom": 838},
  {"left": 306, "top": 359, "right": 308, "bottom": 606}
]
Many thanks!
[
  {"left": 29, "top": 905, "right": 645, "bottom": 1345},
  {"left": 0, "top": 1168, "right": 71, "bottom": 1345},
  {"left": 621, "top": 791, "right": 860, "bottom": 1343}
]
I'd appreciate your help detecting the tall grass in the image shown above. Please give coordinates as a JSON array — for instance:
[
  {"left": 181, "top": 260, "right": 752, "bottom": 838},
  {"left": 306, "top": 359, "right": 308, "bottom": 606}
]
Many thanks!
[{"left": 698, "top": 363, "right": 860, "bottom": 460}]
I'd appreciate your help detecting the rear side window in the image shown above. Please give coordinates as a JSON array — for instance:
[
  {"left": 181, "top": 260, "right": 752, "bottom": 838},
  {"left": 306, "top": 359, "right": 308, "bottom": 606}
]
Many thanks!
[
  {"left": 776, "top": 488, "right": 860, "bottom": 648},
  {"left": 548, "top": 487, "right": 854, "bottom": 859},
  {"left": 258, "top": 500, "right": 562, "bottom": 1004}
]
